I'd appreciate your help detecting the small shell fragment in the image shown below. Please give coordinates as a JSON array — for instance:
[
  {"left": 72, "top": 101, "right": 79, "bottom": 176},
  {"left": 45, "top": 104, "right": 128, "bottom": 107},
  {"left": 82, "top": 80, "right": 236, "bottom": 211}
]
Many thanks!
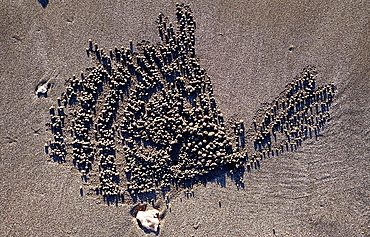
[
  {"left": 136, "top": 209, "right": 160, "bottom": 232},
  {"left": 36, "top": 84, "right": 48, "bottom": 94}
]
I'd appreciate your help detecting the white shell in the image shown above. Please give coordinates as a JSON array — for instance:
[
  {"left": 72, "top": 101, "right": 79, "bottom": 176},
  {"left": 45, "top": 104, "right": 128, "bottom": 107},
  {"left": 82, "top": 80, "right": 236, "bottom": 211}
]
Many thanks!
[
  {"left": 136, "top": 209, "right": 160, "bottom": 232},
  {"left": 37, "top": 85, "right": 48, "bottom": 94}
]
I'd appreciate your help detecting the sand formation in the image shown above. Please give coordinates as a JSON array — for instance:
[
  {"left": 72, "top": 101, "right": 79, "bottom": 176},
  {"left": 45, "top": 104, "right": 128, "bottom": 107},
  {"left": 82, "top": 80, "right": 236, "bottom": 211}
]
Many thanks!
[
  {"left": 46, "top": 4, "right": 335, "bottom": 203},
  {"left": 248, "top": 69, "right": 335, "bottom": 166}
]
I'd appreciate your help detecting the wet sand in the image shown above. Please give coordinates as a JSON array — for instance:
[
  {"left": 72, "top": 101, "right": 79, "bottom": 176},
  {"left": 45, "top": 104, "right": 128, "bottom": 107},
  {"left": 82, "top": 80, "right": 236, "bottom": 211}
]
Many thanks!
[{"left": 0, "top": 0, "right": 369, "bottom": 236}]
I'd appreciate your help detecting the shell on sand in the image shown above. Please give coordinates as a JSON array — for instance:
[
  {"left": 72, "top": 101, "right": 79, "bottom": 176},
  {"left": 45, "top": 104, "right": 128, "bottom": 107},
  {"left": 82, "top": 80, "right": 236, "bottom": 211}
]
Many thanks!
[
  {"left": 36, "top": 84, "right": 48, "bottom": 94},
  {"left": 136, "top": 209, "right": 160, "bottom": 232}
]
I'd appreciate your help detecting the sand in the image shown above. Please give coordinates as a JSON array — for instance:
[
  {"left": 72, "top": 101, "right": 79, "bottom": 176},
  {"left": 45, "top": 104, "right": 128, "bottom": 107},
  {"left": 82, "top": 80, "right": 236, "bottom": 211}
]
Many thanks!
[{"left": 0, "top": 0, "right": 369, "bottom": 236}]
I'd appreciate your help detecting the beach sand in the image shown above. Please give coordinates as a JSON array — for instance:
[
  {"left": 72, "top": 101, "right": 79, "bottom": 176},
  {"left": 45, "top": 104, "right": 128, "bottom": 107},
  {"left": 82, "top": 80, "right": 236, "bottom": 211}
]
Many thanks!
[{"left": 0, "top": 0, "right": 368, "bottom": 236}]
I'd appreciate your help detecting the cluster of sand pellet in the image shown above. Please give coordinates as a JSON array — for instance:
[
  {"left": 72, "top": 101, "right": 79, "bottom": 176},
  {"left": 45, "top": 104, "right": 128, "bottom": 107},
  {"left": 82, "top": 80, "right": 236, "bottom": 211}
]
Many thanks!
[
  {"left": 248, "top": 66, "right": 336, "bottom": 165},
  {"left": 46, "top": 4, "right": 335, "bottom": 203}
]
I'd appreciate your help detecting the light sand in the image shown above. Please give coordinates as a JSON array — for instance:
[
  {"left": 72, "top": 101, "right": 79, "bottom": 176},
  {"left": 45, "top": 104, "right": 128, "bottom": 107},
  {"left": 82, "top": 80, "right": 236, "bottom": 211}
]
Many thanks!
[{"left": 0, "top": 0, "right": 368, "bottom": 236}]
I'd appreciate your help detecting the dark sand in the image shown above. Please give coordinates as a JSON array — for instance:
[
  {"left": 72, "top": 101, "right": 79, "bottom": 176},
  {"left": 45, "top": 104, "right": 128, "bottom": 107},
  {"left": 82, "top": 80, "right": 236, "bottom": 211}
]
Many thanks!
[{"left": 0, "top": 0, "right": 369, "bottom": 236}]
